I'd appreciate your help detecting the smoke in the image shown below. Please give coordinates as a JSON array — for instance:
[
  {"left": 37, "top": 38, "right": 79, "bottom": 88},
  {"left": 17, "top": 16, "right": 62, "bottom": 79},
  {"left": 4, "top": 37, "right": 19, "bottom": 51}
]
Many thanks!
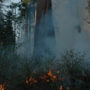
[
  {"left": 52, "top": 0, "right": 79, "bottom": 55},
  {"left": 16, "top": 0, "right": 90, "bottom": 60},
  {"left": 13, "top": 0, "right": 90, "bottom": 61},
  {"left": 16, "top": 2, "right": 56, "bottom": 59},
  {"left": 33, "top": 9, "right": 56, "bottom": 59},
  {"left": 52, "top": 0, "right": 90, "bottom": 59},
  {"left": 0, "top": 0, "right": 90, "bottom": 89},
  {"left": 0, "top": 47, "right": 90, "bottom": 89}
]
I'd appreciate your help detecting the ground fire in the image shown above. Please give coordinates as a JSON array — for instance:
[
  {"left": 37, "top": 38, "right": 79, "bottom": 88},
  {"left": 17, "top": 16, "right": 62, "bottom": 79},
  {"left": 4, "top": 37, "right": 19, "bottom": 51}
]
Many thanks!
[
  {"left": 24, "top": 68, "right": 90, "bottom": 90},
  {"left": 25, "top": 69, "right": 64, "bottom": 90},
  {"left": 0, "top": 84, "right": 4, "bottom": 90}
]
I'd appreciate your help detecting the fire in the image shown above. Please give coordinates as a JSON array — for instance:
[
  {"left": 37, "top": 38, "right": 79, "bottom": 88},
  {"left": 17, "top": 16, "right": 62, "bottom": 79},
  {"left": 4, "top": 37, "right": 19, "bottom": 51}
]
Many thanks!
[
  {"left": 48, "top": 70, "right": 57, "bottom": 82},
  {"left": 46, "top": 79, "right": 50, "bottom": 83},
  {"left": 0, "top": 84, "right": 4, "bottom": 90},
  {"left": 26, "top": 77, "right": 38, "bottom": 85},
  {"left": 26, "top": 69, "right": 59, "bottom": 85},
  {"left": 40, "top": 70, "right": 57, "bottom": 82},
  {"left": 59, "top": 85, "right": 63, "bottom": 90},
  {"left": 48, "top": 70, "right": 53, "bottom": 77},
  {"left": 40, "top": 75, "right": 49, "bottom": 80}
]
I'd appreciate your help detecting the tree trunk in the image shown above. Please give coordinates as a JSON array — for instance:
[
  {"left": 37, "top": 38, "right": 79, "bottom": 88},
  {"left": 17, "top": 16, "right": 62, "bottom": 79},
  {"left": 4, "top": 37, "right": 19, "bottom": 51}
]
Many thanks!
[
  {"left": 25, "top": 6, "right": 29, "bottom": 36},
  {"left": 33, "top": 0, "right": 56, "bottom": 58}
]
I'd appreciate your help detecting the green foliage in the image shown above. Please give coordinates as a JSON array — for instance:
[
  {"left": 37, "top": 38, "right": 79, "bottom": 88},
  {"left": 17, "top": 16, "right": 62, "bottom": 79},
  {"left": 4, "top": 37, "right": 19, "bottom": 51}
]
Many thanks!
[{"left": 0, "top": 10, "right": 15, "bottom": 47}]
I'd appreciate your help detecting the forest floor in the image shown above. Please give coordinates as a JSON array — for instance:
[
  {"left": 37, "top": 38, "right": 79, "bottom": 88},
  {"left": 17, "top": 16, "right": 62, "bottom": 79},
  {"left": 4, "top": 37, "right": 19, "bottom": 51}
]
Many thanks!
[{"left": 0, "top": 50, "right": 90, "bottom": 90}]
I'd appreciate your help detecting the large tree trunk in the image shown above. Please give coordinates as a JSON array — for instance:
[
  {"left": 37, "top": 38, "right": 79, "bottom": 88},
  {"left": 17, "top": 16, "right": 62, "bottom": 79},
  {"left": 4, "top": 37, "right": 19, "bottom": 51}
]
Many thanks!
[
  {"left": 35, "top": 0, "right": 52, "bottom": 25},
  {"left": 33, "top": 0, "right": 56, "bottom": 58}
]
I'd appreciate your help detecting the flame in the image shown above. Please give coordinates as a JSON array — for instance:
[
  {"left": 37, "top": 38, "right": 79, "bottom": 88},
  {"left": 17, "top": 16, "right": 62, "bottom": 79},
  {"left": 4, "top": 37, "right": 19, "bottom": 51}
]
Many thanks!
[
  {"left": 26, "top": 79, "right": 29, "bottom": 84},
  {"left": 48, "top": 70, "right": 53, "bottom": 77},
  {"left": 26, "top": 69, "right": 59, "bottom": 85},
  {"left": 0, "top": 84, "right": 4, "bottom": 90},
  {"left": 46, "top": 79, "right": 50, "bottom": 83},
  {"left": 40, "top": 75, "right": 49, "bottom": 80},
  {"left": 26, "top": 77, "right": 38, "bottom": 85},
  {"left": 48, "top": 70, "right": 57, "bottom": 82},
  {"left": 59, "top": 85, "right": 63, "bottom": 90}
]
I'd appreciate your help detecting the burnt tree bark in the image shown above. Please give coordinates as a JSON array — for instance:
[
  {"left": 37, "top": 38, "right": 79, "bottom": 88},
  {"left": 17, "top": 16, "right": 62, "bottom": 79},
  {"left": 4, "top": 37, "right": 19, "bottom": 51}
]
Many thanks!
[{"left": 33, "top": 0, "right": 56, "bottom": 58}]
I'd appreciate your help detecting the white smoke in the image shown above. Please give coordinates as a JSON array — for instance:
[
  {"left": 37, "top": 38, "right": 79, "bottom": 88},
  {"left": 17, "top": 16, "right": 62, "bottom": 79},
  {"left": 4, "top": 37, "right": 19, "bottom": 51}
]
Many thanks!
[
  {"left": 16, "top": 0, "right": 90, "bottom": 60},
  {"left": 52, "top": 0, "right": 90, "bottom": 59}
]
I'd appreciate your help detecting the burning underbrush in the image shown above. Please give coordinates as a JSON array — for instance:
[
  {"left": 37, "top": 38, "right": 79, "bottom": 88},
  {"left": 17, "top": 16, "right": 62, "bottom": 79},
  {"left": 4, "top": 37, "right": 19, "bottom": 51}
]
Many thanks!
[
  {"left": 0, "top": 84, "right": 4, "bottom": 90},
  {"left": 0, "top": 50, "right": 90, "bottom": 90}
]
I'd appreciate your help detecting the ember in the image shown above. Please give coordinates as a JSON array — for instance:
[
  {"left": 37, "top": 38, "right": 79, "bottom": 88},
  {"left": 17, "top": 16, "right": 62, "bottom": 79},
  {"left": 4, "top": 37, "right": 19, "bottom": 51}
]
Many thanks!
[
  {"left": 25, "top": 68, "right": 90, "bottom": 90},
  {"left": 40, "top": 75, "right": 49, "bottom": 81},
  {"left": 26, "top": 69, "right": 58, "bottom": 85},
  {"left": 26, "top": 77, "right": 38, "bottom": 85},
  {"left": 48, "top": 70, "right": 57, "bottom": 82}
]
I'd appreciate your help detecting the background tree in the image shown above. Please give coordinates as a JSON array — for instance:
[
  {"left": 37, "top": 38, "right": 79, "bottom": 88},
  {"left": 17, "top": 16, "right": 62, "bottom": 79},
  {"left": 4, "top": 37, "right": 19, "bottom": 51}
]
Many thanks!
[
  {"left": 0, "top": 10, "right": 15, "bottom": 47},
  {"left": 21, "top": 0, "right": 36, "bottom": 35},
  {"left": 0, "top": 1, "right": 25, "bottom": 49}
]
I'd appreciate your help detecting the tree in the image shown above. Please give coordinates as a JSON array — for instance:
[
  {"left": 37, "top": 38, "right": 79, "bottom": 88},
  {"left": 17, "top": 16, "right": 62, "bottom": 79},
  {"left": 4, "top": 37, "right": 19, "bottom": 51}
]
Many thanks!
[
  {"left": 5, "top": 11, "right": 15, "bottom": 46},
  {"left": 21, "top": 0, "right": 31, "bottom": 34},
  {"left": 21, "top": 0, "right": 36, "bottom": 35},
  {"left": 20, "top": 0, "right": 56, "bottom": 58},
  {"left": 33, "top": 0, "right": 56, "bottom": 58},
  {"left": 0, "top": 10, "right": 15, "bottom": 48}
]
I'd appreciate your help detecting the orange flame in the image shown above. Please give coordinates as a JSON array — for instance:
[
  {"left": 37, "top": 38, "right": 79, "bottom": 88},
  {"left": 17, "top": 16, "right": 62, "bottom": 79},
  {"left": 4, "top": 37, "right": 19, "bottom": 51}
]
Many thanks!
[
  {"left": 40, "top": 75, "right": 48, "bottom": 80},
  {"left": 26, "top": 69, "right": 60, "bottom": 85},
  {"left": 48, "top": 70, "right": 57, "bottom": 82},
  {"left": 0, "top": 84, "right": 4, "bottom": 90},
  {"left": 59, "top": 85, "right": 63, "bottom": 90},
  {"left": 26, "top": 77, "right": 38, "bottom": 85}
]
